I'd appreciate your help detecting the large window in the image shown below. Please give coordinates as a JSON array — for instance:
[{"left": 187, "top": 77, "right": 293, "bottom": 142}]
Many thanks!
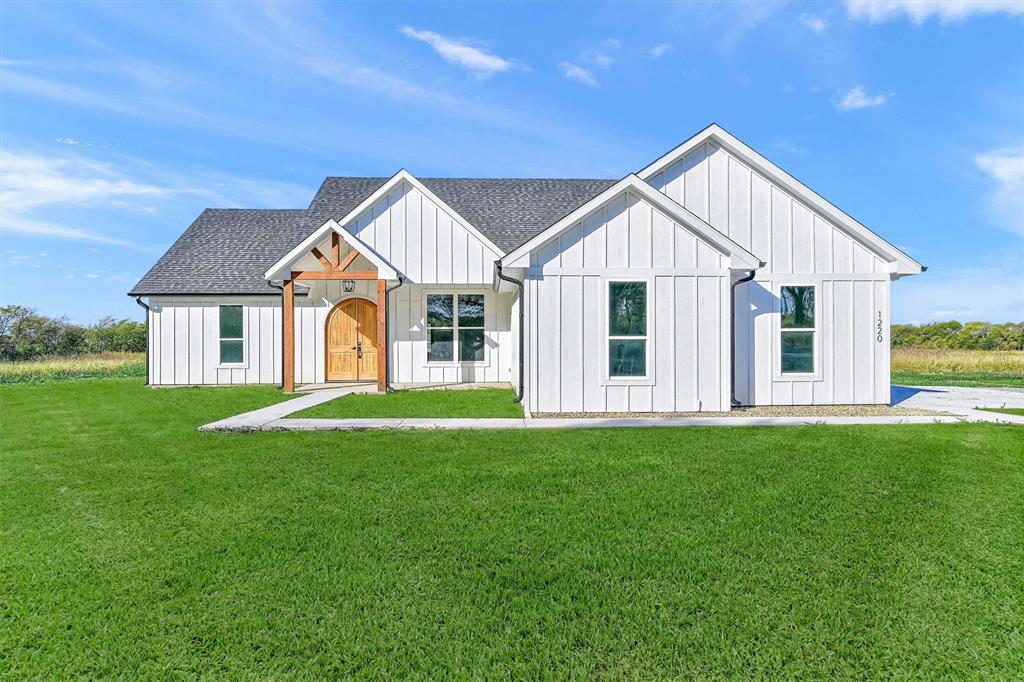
[
  {"left": 426, "top": 293, "right": 485, "bottom": 363},
  {"left": 219, "top": 305, "right": 244, "bottom": 365},
  {"left": 780, "top": 285, "right": 815, "bottom": 373},
  {"left": 608, "top": 281, "right": 647, "bottom": 377}
]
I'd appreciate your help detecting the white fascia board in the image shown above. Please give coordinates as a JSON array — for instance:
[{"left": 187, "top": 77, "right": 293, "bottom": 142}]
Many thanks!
[
  {"left": 263, "top": 218, "right": 398, "bottom": 281},
  {"left": 499, "top": 174, "right": 761, "bottom": 271},
  {"left": 638, "top": 124, "right": 924, "bottom": 276}
]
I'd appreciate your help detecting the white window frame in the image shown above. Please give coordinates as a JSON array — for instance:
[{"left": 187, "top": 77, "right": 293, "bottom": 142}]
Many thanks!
[
  {"left": 774, "top": 281, "right": 821, "bottom": 381},
  {"left": 422, "top": 290, "right": 488, "bottom": 367},
  {"left": 217, "top": 303, "right": 248, "bottom": 368},
  {"left": 602, "top": 277, "right": 654, "bottom": 385}
]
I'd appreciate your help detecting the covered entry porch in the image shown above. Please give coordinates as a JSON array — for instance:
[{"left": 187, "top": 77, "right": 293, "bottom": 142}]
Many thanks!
[{"left": 265, "top": 219, "right": 400, "bottom": 393}]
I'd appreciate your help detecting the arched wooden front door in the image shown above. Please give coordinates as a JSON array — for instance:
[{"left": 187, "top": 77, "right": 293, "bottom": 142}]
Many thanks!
[{"left": 325, "top": 298, "right": 378, "bottom": 382}]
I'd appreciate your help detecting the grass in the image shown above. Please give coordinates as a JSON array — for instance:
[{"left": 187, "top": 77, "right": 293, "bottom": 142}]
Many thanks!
[
  {"left": 891, "top": 348, "right": 1024, "bottom": 387},
  {"left": 2, "top": 379, "right": 1022, "bottom": 677},
  {"left": 0, "top": 352, "right": 146, "bottom": 384},
  {"left": 293, "top": 387, "right": 524, "bottom": 419},
  {"left": 979, "top": 407, "right": 1024, "bottom": 417}
]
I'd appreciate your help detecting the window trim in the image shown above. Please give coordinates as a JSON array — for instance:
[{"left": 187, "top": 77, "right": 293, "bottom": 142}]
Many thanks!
[
  {"left": 422, "top": 290, "right": 488, "bottom": 367},
  {"left": 602, "top": 277, "right": 654, "bottom": 385},
  {"left": 217, "top": 304, "right": 248, "bottom": 368},
  {"left": 774, "top": 281, "right": 821, "bottom": 381}
]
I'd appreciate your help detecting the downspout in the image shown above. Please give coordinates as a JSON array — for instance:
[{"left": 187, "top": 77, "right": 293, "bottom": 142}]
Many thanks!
[
  {"left": 384, "top": 276, "right": 405, "bottom": 393},
  {"left": 133, "top": 296, "right": 150, "bottom": 386},
  {"left": 730, "top": 266, "right": 761, "bottom": 407},
  {"left": 495, "top": 262, "right": 524, "bottom": 404}
]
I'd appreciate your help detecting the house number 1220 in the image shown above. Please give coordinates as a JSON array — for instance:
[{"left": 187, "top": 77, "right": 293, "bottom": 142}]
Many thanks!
[{"left": 876, "top": 311, "right": 883, "bottom": 343}]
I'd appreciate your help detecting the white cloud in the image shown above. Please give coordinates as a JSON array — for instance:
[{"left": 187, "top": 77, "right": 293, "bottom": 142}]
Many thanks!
[
  {"left": 834, "top": 86, "right": 888, "bottom": 111},
  {"left": 559, "top": 62, "right": 599, "bottom": 87},
  {"left": 974, "top": 146, "right": 1024, "bottom": 235},
  {"left": 799, "top": 13, "right": 828, "bottom": 32},
  {"left": 0, "top": 148, "right": 311, "bottom": 250},
  {"left": 582, "top": 49, "right": 614, "bottom": 68},
  {"left": 894, "top": 266, "right": 1024, "bottom": 323},
  {"left": 1, "top": 151, "right": 169, "bottom": 213},
  {"left": 649, "top": 43, "right": 673, "bottom": 59},
  {"left": 847, "top": 0, "right": 1024, "bottom": 23},
  {"left": 400, "top": 26, "right": 514, "bottom": 76},
  {"left": 604, "top": 38, "right": 621, "bottom": 49}
]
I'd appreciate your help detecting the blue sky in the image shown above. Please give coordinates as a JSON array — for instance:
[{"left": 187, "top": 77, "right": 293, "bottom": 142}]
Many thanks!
[{"left": 1, "top": 0, "right": 1022, "bottom": 324}]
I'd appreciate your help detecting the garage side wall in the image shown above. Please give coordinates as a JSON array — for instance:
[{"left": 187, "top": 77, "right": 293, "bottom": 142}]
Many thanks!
[
  {"left": 523, "top": 190, "right": 732, "bottom": 414},
  {"left": 648, "top": 140, "right": 892, "bottom": 405}
]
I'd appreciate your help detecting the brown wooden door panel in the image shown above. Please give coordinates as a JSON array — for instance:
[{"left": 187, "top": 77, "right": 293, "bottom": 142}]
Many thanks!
[{"left": 326, "top": 298, "right": 377, "bottom": 382}]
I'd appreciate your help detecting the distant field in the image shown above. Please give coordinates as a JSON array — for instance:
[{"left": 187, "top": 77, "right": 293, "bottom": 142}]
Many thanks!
[
  {"left": 1, "top": 348, "right": 1019, "bottom": 388},
  {"left": 891, "top": 349, "right": 1024, "bottom": 387},
  {"left": 0, "top": 352, "right": 145, "bottom": 384}
]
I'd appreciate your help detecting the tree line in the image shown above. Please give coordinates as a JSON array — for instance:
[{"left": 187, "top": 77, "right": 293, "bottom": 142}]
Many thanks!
[
  {"left": 891, "top": 321, "right": 1024, "bottom": 351},
  {"left": 0, "top": 305, "right": 146, "bottom": 361}
]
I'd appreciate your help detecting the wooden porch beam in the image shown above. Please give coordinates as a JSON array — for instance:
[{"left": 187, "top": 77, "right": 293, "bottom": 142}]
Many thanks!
[
  {"left": 336, "top": 249, "right": 360, "bottom": 272},
  {"left": 282, "top": 279, "right": 295, "bottom": 392},
  {"left": 331, "top": 233, "right": 340, "bottom": 268},
  {"left": 310, "top": 247, "right": 333, "bottom": 270},
  {"left": 291, "top": 270, "right": 379, "bottom": 280},
  {"left": 376, "top": 278, "right": 387, "bottom": 393}
]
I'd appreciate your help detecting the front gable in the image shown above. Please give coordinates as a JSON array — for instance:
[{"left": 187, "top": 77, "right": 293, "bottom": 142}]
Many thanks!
[
  {"left": 342, "top": 170, "right": 504, "bottom": 285},
  {"left": 264, "top": 219, "right": 398, "bottom": 282},
  {"left": 640, "top": 124, "right": 923, "bottom": 277},
  {"left": 501, "top": 175, "right": 761, "bottom": 272}
]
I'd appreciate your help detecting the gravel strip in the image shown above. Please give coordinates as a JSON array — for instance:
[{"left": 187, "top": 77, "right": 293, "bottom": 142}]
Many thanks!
[{"left": 533, "top": 405, "right": 951, "bottom": 419}]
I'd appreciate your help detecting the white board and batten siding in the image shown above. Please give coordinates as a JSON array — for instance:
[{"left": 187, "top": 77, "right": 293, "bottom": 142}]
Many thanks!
[
  {"left": 147, "top": 284, "right": 514, "bottom": 386},
  {"left": 291, "top": 280, "right": 513, "bottom": 385},
  {"left": 523, "top": 189, "right": 732, "bottom": 414},
  {"left": 344, "top": 179, "right": 500, "bottom": 285},
  {"left": 647, "top": 140, "right": 892, "bottom": 405},
  {"left": 147, "top": 296, "right": 281, "bottom": 385}
]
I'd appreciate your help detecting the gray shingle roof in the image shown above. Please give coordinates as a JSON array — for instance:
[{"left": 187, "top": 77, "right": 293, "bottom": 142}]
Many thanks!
[
  {"left": 310, "top": 177, "right": 617, "bottom": 252},
  {"left": 130, "top": 209, "right": 321, "bottom": 295},
  {"left": 131, "top": 176, "right": 615, "bottom": 295}
]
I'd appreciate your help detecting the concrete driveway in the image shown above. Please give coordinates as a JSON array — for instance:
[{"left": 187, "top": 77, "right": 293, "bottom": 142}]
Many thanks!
[{"left": 892, "top": 385, "right": 1024, "bottom": 423}]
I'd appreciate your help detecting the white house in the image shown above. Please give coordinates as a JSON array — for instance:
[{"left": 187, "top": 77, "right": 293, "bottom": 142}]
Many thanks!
[{"left": 130, "top": 124, "right": 923, "bottom": 412}]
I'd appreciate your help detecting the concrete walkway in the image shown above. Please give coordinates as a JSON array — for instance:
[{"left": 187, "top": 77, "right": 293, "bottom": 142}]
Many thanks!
[
  {"left": 890, "top": 385, "right": 1024, "bottom": 424},
  {"left": 199, "top": 384, "right": 1024, "bottom": 432},
  {"left": 198, "top": 382, "right": 375, "bottom": 431}
]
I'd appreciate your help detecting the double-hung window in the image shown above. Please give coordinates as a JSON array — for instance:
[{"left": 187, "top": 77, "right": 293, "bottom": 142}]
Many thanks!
[
  {"left": 426, "top": 293, "right": 485, "bottom": 363},
  {"left": 780, "top": 285, "right": 815, "bottom": 373},
  {"left": 218, "top": 305, "right": 244, "bottom": 365},
  {"left": 607, "top": 281, "right": 647, "bottom": 378}
]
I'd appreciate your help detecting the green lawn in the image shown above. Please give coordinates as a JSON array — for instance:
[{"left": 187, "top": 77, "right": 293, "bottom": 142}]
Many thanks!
[
  {"left": 2, "top": 379, "right": 1022, "bottom": 677},
  {"left": 979, "top": 407, "right": 1024, "bottom": 417},
  {"left": 892, "top": 370, "right": 1024, "bottom": 388},
  {"left": 293, "top": 387, "right": 523, "bottom": 418}
]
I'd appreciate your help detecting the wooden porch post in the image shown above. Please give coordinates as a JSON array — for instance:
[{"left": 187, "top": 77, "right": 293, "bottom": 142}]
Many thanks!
[
  {"left": 376, "top": 278, "right": 387, "bottom": 393},
  {"left": 283, "top": 278, "right": 295, "bottom": 392}
]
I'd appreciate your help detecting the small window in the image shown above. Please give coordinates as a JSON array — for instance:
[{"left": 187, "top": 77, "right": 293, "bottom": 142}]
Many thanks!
[
  {"left": 219, "top": 305, "right": 244, "bottom": 364},
  {"left": 458, "top": 294, "right": 485, "bottom": 362},
  {"left": 608, "top": 281, "right": 647, "bottom": 377},
  {"left": 780, "top": 286, "right": 815, "bottom": 373},
  {"left": 426, "top": 293, "right": 486, "bottom": 363},
  {"left": 426, "top": 294, "right": 454, "bottom": 362}
]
